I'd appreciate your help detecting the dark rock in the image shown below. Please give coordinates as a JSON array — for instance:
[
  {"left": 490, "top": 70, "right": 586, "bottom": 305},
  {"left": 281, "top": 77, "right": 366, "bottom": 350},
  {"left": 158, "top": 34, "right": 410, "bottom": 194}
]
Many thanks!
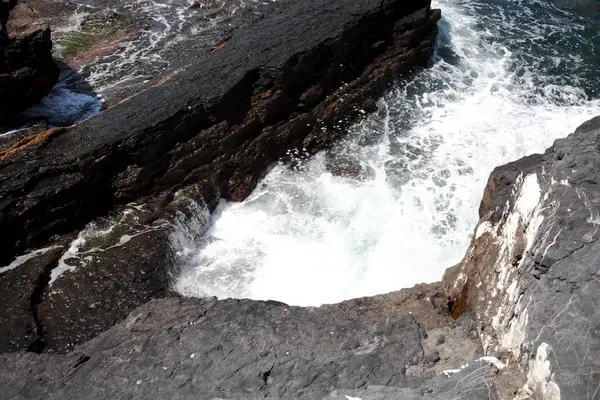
[
  {"left": 0, "top": 0, "right": 440, "bottom": 267},
  {"left": 38, "top": 228, "right": 173, "bottom": 353},
  {"left": 325, "top": 155, "right": 376, "bottom": 180},
  {"left": 0, "top": 26, "right": 59, "bottom": 123},
  {"left": 0, "top": 199, "right": 179, "bottom": 353},
  {"left": 426, "top": 352, "right": 441, "bottom": 363},
  {"left": 0, "top": 245, "right": 64, "bottom": 353},
  {"left": 298, "top": 84, "right": 323, "bottom": 108},
  {"left": 0, "top": 0, "right": 16, "bottom": 41}
]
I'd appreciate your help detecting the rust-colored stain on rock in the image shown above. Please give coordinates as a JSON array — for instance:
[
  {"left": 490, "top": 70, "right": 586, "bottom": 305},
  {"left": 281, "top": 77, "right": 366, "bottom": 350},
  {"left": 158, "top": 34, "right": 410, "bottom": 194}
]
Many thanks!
[
  {"left": 0, "top": 127, "right": 64, "bottom": 162},
  {"left": 209, "top": 41, "right": 228, "bottom": 55},
  {"left": 449, "top": 284, "right": 469, "bottom": 320}
]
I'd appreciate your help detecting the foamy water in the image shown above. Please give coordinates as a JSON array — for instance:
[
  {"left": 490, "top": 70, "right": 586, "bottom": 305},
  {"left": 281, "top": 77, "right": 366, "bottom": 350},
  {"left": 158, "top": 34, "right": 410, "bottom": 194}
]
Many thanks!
[
  {"left": 76, "top": 0, "right": 280, "bottom": 95},
  {"left": 173, "top": 0, "right": 600, "bottom": 306}
]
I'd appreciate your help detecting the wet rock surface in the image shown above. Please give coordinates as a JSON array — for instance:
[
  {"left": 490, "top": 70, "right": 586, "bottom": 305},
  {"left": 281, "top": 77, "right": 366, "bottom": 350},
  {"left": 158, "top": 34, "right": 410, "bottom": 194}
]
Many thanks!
[
  {"left": 10, "top": 0, "right": 287, "bottom": 104},
  {"left": 0, "top": 0, "right": 440, "bottom": 268},
  {"left": 0, "top": 0, "right": 440, "bottom": 353},
  {"left": 0, "top": 0, "right": 441, "bottom": 353},
  {"left": 0, "top": 194, "right": 195, "bottom": 353}
]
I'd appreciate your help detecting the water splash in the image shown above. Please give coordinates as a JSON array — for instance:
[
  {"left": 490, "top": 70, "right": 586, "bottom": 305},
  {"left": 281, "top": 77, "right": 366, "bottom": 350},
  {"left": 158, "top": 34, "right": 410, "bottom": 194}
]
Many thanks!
[{"left": 173, "top": 0, "right": 600, "bottom": 306}]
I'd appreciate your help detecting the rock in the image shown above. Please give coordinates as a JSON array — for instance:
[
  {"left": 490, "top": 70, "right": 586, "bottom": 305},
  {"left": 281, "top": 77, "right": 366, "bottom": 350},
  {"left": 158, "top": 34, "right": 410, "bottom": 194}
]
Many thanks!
[
  {"left": 0, "top": 0, "right": 444, "bottom": 350},
  {"left": 0, "top": 294, "right": 489, "bottom": 399},
  {"left": 0, "top": 26, "right": 60, "bottom": 123},
  {"left": 325, "top": 155, "right": 376, "bottom": 181},
  {"left": 0, "top": 245, "right": 64, "bottom": 353},
  {"left": 0, "top": 0, "right": 440, "bottom": 267},
  {"left": 426, "top": 351, "right": 441, "bottom": 363},
  {"left": 58, "top": 11, "right": 138, "bottom": 69},
  {"left": 0, "top": 198, "right": 182, "bottom": 353},
  {"left": 443, "top": 115, "right": 600, "bottom": 398}
]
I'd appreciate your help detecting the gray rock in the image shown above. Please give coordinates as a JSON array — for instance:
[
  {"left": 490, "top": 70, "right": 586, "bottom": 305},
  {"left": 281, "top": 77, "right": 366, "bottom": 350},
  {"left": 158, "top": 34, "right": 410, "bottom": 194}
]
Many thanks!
[
  {"left": 426, "top": 352, "right": 441, "bottom": 363},
  {"left": 0, "top": 294, "right": 483, "bottom": 399},
  {"left": 445, "top": 115, "right": 600, "bottom": 398}
]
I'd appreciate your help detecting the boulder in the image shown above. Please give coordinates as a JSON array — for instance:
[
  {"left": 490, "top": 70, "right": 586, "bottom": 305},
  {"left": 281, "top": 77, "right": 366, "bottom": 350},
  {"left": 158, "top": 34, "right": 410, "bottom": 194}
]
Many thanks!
[{"left": 0, "top": 25, "right": 60, "bottom": 123}]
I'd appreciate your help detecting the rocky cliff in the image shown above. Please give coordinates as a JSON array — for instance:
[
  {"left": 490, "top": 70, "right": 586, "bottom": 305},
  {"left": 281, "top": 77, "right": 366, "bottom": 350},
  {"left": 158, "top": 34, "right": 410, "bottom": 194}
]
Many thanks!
[
  {"left": 2, "top": 118, "right": 599, "bottom": 400},
  {"left": 443, "top": 115, "right": 600, "bottom": 399},
  {"left": 0, "top": 0, "right": 440, "bottom": 353},
  {"left": 1, "top": 0, "right": 599, "bottom": 397}
]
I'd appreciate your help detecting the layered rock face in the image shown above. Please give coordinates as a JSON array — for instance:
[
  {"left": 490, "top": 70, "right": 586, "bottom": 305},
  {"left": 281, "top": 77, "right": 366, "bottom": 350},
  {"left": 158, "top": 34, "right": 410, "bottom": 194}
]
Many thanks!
[
  {"left": 444, "top": 116, "right": 600, "bottom": 398},
  {"left": 2, "top": 116, "right": 599, "bottom": 399},
  {"left": 1, "top": 0, "right": 598, "bottom": 396},
  {"left": 0, "top": 0, "right": 440, "bottom": 266},
  {"left": 0, "top": 24, "right": 59, "bottom": 124},
  {"left": 0, "top": 0, "right": 440, "bottom": 353}
]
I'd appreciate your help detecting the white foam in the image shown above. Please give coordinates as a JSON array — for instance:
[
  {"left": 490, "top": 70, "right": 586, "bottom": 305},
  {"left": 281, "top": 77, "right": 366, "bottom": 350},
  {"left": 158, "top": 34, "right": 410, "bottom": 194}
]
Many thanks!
[
  {"left": 81, "top": 0, "right": 274, "bottom": 94},
  {"left": 50, "top": 232, "right": 89, "bottom": 286},
  {"left": 0, "top": 246, "right": 62, "bottom": 275},
  {"left": 174, "top": 0, "right": 600, "bottom": 306}
]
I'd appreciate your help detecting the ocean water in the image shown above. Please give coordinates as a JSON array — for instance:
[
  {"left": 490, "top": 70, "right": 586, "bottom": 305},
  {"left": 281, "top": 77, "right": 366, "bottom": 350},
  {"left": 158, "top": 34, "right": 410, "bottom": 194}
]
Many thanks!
[{"left": 173, "top": 0, "right": 600, "bottom": 306}]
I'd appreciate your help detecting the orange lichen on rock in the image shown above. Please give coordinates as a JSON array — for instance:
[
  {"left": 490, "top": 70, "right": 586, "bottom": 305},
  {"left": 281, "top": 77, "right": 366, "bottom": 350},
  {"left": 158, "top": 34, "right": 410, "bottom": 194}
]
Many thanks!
[
  {"left": 448, "top": 283, "right": 469, "bottom": 320},
  {"left": 152, "top": 66, "right": 187, "bottom": 88},
  {"left": 0, "top": 127, "right": 65, "bottom": 162},
  {"left": 105, "top": 92, "right": 142, "bottom": 111},
  {"left": 209, "top": 41, "right": 228, "bottom": 55}
]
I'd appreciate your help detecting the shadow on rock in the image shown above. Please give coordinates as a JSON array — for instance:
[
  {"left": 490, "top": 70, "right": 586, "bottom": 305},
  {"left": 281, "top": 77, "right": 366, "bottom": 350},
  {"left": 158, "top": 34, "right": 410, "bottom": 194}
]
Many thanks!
[{"left": 0, "top": 62, "right": 104, "bottom": 148}]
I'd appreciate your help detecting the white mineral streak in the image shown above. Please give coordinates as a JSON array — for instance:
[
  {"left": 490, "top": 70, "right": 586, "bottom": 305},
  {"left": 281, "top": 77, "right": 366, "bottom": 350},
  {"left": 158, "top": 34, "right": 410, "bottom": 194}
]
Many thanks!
[
  {"left": 473, "top": 173, "right": 545, "bottom": 356},
  {"left": 478, "top": 356, "right": 506, "bottom": 370},
  {"left": 515, "top": 343, "right": 561, "bottom": 400},
  {"left": 442, "top": 356, "right": 505, "bottom": 377},
  {"left": 442, "top": 369, "right": 462, "bottom": 377},
  {"left": 474, "top": 221, "right": 493, "bottom": 240}
]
